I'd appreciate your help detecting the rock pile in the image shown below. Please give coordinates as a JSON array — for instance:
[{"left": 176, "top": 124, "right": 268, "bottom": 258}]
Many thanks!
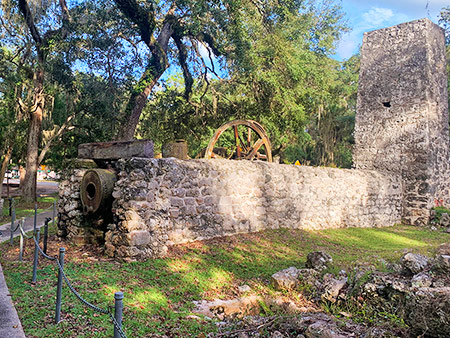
[
  {"left": 270, "top": 250, "right": 450, "bottom": 338},
  {"left": 429, "top": 209, "right": 450, "bottom": 233},
  {"left": 195, "top": 249, "right": 449, "bottom": 337}
]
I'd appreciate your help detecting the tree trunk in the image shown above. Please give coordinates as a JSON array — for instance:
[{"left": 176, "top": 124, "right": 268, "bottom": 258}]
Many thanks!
[
  {"left": 116, "top": 55, "right": 169, "bottom": 141},
  {"left": 0, "top": 144, "right": 13, "bottom": 198},
  {"left": 19, "top": 165, "right": 26, "bottom": 187},
  {"left": 21, "top": 68, "right": 44, "bottom": 202},
  {"left": 116, "top": 18, "right": 174, "bottom": 141}
]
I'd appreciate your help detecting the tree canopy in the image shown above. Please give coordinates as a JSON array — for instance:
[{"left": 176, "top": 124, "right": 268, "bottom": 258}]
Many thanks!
[{"left": 1, "top": 1, "right": 450, "bottom": 201}]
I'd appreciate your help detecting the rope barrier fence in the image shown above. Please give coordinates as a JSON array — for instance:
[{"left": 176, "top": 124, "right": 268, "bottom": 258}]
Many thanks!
[{"left": 7, "top": 198, "right": 128, "bottom": 338}]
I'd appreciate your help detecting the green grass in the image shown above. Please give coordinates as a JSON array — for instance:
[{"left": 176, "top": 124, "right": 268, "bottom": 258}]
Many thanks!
[
  {"left": 0, "top": 224, "right": 448, "bottom": 337},
  {"left": 1, "top": 195, "right": 58, "bottom": 224}
]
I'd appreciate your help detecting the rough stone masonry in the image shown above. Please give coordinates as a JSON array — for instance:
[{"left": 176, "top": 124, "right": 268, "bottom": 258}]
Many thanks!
[
  {"left": 354, "top": 18, "right": 449, "bottom": 226},
  {"left": 58, "top": 18, "right": 449, "bottom": 258},
  {"left": 59, "top": 159, "right": 402, "bottom": 258}
]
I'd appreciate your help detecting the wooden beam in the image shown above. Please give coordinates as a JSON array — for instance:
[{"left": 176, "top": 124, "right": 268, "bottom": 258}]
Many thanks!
[{"left": 78, "top": 140, "right": 154, "bottom": 159}]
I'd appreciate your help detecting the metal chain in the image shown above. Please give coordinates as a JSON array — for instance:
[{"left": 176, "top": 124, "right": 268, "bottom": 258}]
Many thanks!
[
  {"left": 32, "top": 236, "right": 57, "bottom": 261},
  {"left": 55, "top": 259, "right": 109, "bottom": 314},
  {"left": 19, "top": 228, "right": 129, "bottom": 338},
  {"left": 56, "top": 260, "right": 129, "bottom": 337},
  {"left": 108, "top": 311, "right": 129, "bottom": 338},
  {"left": 11, "top": 223, "right": 21, "bottom": 232},
  {"left": 19, "top": 225, "right": 32, "bottom": 239}
]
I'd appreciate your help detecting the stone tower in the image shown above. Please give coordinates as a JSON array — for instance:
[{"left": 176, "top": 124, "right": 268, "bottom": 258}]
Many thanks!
[{"left": 354, "top": 18, "right": 449, "bottom": 226}]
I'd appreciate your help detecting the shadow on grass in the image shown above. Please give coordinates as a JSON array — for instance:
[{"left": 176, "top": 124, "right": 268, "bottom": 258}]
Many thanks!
[{"left": 1, "top": 225, "right": 448, "bottom": 337}]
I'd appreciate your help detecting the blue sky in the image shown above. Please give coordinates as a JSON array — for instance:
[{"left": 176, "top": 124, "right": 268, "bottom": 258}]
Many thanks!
[{"left": 335, "top": 0, "right": 449, "bottom": 60}]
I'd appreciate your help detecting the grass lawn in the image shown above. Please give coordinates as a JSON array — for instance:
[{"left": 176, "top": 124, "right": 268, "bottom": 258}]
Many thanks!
[
  {"left": 0, "top": 195, "right": 58, "bottom": 225},
  {"left": 0, "top": 224, "right": 448, "bottom": 337}
]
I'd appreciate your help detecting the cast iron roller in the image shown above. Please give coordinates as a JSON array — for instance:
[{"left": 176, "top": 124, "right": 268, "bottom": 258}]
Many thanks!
[{"left": 80, "top": 169, "right": 117, "bottom": 214}]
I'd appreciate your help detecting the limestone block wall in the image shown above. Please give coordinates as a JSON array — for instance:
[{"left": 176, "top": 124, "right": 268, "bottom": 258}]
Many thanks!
[
  {"left": 354, "top": 19, "right": 450, "bottom": 226},
  {"left": 99, "top": 158, "right": 403, "bottom": 259},
  {"left": 58, "top": 169, "right": 86, "bottom": 240}
]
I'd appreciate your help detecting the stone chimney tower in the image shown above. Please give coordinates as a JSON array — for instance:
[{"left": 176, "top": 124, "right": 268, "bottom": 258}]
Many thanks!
[{"left": 354, "top": 19, "right": 449, "bottom": 225}]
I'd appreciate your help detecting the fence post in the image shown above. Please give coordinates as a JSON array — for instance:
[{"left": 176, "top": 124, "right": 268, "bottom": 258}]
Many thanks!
[
  {"left": 10, "top": 204, "right": 15, "bottom": 245},
  {"left": 8, "top": 197, "right": 13, "bottom": 216},
  {"left": 43, "top": 218, "right": 50, "bottom": 254},
  {"left": 33, "top": 202, "right": 38, "bottom": 233},
  {"left": 55, "top": 247, "right": 65, "bottom": 324},
  {"left": 19, "top": 218, "right": 24, "bottom": 262},
  {"left": 114, "top": 292, "right": 124, "bottom": 338},
  {"left": 32, "top": 229, "right": 40, "bottom": 283},
  {"left": 52, "top": 201, "right": 56, "bottom": 226}
]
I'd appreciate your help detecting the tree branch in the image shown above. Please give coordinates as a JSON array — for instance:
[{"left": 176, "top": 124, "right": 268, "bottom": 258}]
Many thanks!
[
  {"left": 172, "top": 31, "right": 193, "bottom": 99},
  {"left": 38, "top": 114, "right": 75, "bottom": 165},
  {"left": 113, "top": 0, "right": 156, "bottom": 46},
  {"left": 59, "top": 0, "right": 71, "bottom": 27},
  {"left": 17, "top": 0, "right": 42, "bottom": 50}
]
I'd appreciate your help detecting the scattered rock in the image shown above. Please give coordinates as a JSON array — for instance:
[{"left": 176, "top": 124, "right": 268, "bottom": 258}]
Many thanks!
[
  {"left": 185, "top": 315, "right": 202, "bottom": 320},
  {"left": 204, "top": 251, "right": 449, "bottom": 338},
  {"left": 321, "top": 277, "right": 347, "bottom": 303},
  {"left": 364, "top": 327, "right": 391, "bottom": 338},
  {"left": 437, "top": 243, "right": 450, "bottom": 255},
  {"left": 238, "top": 285, "right": 252, "bottom": 293},
  {"left": 440, "top": 212, "right": 450, "bottom": 227},
  {"left": 193, "top": 296, "right": 262, "bottom": 320},
  {"left": 446, "top": 227, "right": 450, "bottom": 234},
  {"left": 268, "top": 296, "right": 315, "bottom": 313},
  {"left": 306, "top": 252, "right": 333, "bottom": 271},
  {"left": 430, "top": 209, "right": 436, "bottom": 218},
  {"left": 400, "top": 253, "right": 429, "bottom": 274},
  {"left": 362, "top": 282, "right": 378, "bottom": 296},
  {"left": 430, "top": 226, "right": 437, "bottom": 231},
  {"left": 297, "top": 269, "right": 320, "bottom": 286},
  {"left": 433, "top": 279, "right": 446, "bottom": 287},
  {"left": 386, "top": 262, "right": 403, "bottom": 274},
  {"left": 405, "top": 287, "right": 450, "bottom": 337},
  {"left": 271, "top": 267, "right": 300, "bottom": 290},
  {"left": 436, "top": 254, "right": 450, "bottom": 271},
  {"left": 411, "top": 272, "right": 432, "bottom": 288},
  {"left": 304, "top": 321, "right": 336, "bottom": 338}
]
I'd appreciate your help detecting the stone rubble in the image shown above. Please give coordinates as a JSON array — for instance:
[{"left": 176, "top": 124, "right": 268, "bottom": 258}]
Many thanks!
[
  {"left": 305, "top": 252, "right": 333, "bottom": 271},
  {"left": 411, "top": 272, "right": 433, "bottom": 288},
  {"left": 238, "top": 285, "right": 252, "bottom": 293},
  {"left": 271, "top": 267, "right": 301, "bottom": 290},
  {"left": 208, "top": 250, "right": 450, "bottom": 337},
  {"left": 400, "top": 252, "right": 429, "bottom": 275},
  {"left": 320, "top": 276, "right": 347, "bottom": 303},
  {"left": 440, "top": 213, "right": 450, "bottom": 227}
]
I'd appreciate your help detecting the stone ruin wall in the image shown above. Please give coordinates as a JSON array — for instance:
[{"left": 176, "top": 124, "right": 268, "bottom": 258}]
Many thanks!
[
  {"left": 59, "top": 158, "right": 403, "bottom": 259},
  {"left": 354, "top": 19, "right": 450, "bottom": 225},
  {"left": 58, "top": 18, "right": 449, "bottom": 258}
]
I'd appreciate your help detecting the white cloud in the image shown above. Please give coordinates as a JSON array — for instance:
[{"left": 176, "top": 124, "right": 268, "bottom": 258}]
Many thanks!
[
  {"left": 336, "top": 32, "right": 360, "bottom": 59},
  {"left": 335, "top": 0, "right": 448, "bottom": 60},
  {"left": 362, "top": 7, "right": 394, "bottom": 26},
  {"left": 335, "top": 5, "right": 412, "bottom": 60},
  {"left": 344, "top": 0, "right": 448, "bottom": 20}
]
